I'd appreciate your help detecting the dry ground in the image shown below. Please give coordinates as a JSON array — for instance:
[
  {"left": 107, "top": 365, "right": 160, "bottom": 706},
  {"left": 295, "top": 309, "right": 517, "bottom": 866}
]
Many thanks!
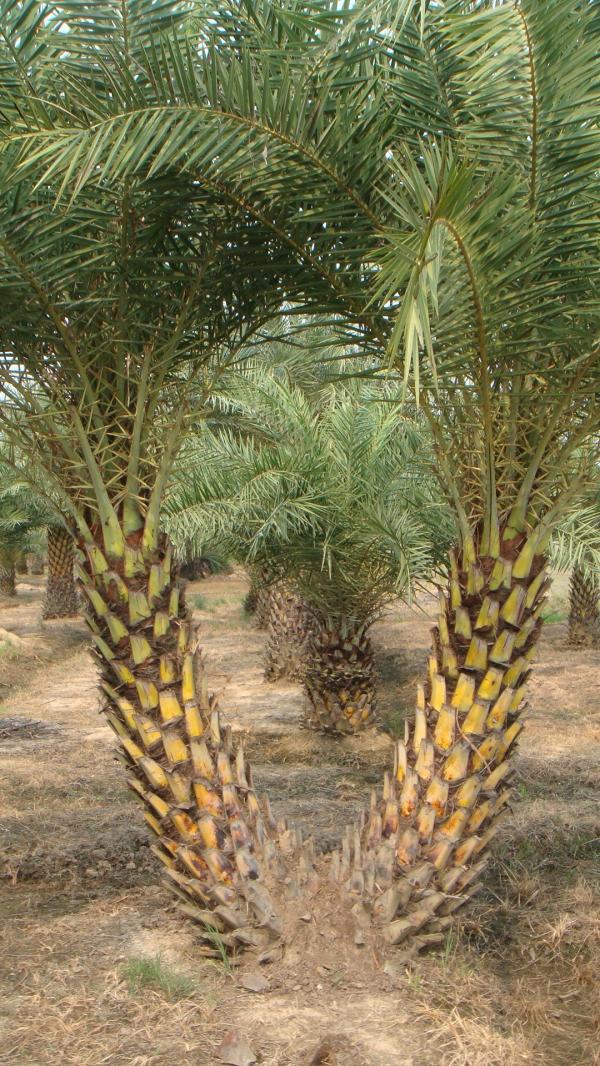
[{"left": 0, "top": 571, "right": 598, "bottom": 1066}]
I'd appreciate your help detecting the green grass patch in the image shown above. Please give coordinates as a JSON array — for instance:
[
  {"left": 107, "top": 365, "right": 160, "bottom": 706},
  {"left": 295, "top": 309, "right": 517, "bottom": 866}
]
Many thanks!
[
  {"left": 201, "top": 924, "right": 234, "bottom": 976},
  {"left": 497, "top": 828, "right": 600, "bottom": 870},
  {"left": 0, "top": 640, "right": 19, "bottom": 659},
  {"left": 541, "top": 608, "right": 568, "bottom": 623},
  {"left": 515, "top": 783, "right": 528, "bottom": 801},
  {"left": 381, "top": 705, "right": 409, "bottom": 739},
  {"left": 191, "top": 592, "right": 243, "bottom": 614},
  {"left": 121, "top": 956, "right": 198, "bottom": 1000}
]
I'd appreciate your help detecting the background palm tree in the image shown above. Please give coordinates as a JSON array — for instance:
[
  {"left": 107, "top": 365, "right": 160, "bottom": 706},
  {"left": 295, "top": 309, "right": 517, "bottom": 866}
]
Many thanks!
[
  {"left": 19, "top": 475, "right": 81, "bottom": 619},
  {"left": 3, "top": 0, "right": 600, "bottom": 949},
  {"left": 0, "top": 458, "right": 51, "bottom": 597},
  {"left": 165, "top": 370, "right": 451, "bottom": 733},
  {"left": 43, "top": 524, "right": 79, "bottom": 620},
  {"left": 0, "top": 498, "right": 41, "bottom": 596},
  {"left": 551, "top": 495, "right": 600, "bottom": 647},
  {"left": 568, "top": 567, "right": 600, "bottom": 648},
  {"left": 0, "top": 445, "right": 81, "bottom": 615}
]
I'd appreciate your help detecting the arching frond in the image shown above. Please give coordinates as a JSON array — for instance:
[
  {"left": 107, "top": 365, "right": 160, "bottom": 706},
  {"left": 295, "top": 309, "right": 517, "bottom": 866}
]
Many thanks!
[{"left": 164, "top": 365, "right": 453, "bottom": 626}]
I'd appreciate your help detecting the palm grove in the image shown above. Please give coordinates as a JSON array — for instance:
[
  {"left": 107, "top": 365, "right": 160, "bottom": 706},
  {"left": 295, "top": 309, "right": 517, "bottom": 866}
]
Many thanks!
[
  {"left": 1, "top": 0, "right": 599, "bottom": 956},
  {"left": 164, "top": 367, "right": 453, "bottom": 732}
]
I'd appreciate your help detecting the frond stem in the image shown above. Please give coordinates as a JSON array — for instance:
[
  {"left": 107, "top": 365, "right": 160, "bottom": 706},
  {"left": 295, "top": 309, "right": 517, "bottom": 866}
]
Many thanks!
[{"left": 516, "top": 4, "right": 538, "bottom": 213}]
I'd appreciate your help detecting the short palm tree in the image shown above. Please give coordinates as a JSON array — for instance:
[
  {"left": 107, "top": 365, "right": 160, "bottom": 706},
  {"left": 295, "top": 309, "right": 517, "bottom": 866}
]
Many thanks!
[
  {"left": 0, "top": 491, "right": 42, "bottom": 596},
  {"left": 0, "top": 458, "right": 54, "bottom": 596},
  {"left": 551, "top": 497, "right": 600, "bottom": 647},
  {"left": 0, "top": 446, "right": 81, "bottom": 615},
  {"left": 568, "top": 566, "right": 600, "bottom": 648},
  {"left": 165, "top": 373, "right": 449, "bottom": 734},
  {"left": 4, "top": 0, "right": 600, "bottom": 951}
]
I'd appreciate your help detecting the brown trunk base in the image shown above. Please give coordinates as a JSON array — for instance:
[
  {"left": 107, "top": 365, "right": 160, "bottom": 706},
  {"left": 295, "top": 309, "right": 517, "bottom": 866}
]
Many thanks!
[
  {"left": 567, "top": 565, "right": 599, "bottom": 647},
  {"left": 264, "top": 584, "right": 314, "bottom": 683},
  {"left": 0, "top": 566, "right": 16, "bottom": 597},
  {"left": 77, "top": 533, "right": 321, "bottom": 954},
  {"left": 42, "top": 577, "right": 80, "bottom": 619},
  {"left": 325, "top": 529, "right": 548, "bottom": 947},
  {"left": 304, "top": 624, "right": 376, "bottom": 735},
  {"left": 43, "top": 527, "right": 79, "bottom": 618}
]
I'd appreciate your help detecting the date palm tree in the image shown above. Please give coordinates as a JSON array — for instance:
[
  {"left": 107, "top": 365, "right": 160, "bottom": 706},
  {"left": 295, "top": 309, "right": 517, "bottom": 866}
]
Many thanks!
[
  {"left": 0, "top": 437, "right": 82, "bottom": 614},
  {"left": 4, "top": 0, "right": 600, "bottom": 950},
  {"left": 0, "top": 496, "right": 39, "bottom": 596},
  {"left": 568, "top": 567, "right": 600, "bottom": 648},
  {"left": 165, "top": 371, "right": 448, "bottom": 733},
  {"left": 551, "top": 497, "right": 600, "bottom": 648},
  {"left": 0, "top": 458, "right": 52, "bottom": 597},
  {"left": 0, "top": 0, "right": 311, "bottom": 950}
]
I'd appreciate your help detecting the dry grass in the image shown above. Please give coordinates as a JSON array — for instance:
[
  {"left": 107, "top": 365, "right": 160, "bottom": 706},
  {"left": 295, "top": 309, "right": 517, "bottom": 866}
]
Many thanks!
[
  {"left": 0, "top": 889, "right": 229, "bottom": 1066},
  {"left": 1, "top": 572, "right": 599, "bottom": 1065}
]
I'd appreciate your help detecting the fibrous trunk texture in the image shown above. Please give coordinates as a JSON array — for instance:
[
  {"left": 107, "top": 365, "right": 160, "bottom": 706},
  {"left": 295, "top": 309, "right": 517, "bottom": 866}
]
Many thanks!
[
  {"left": 304, "top": 621, "right": 376, "bottom": 734},
  {"left": 180, "top": 557, "right": 213, "bottom": 581},
  {"left": 42, "top": 526, "right": 79, "bottom": 619},
  {"left": 0, "top": 550, "right": 16, "bottom": 597},
  {"left": 243, "top": 572, "right": 269, "bottom": 626},
  {"left": 77, "top": 533, "right": 302, "bottom": 952},
  {"left": 15, "top": 551, "right": 28, "bottom": 575},
  {"left": 254, "top": 588, "right": 270, "bottom": 629},
  {"left": 331, "top": 530, "right": 547, "bottom": 952},
  {"left": 264, "top": 583, "right": 314, "bottom": 683},
  {"left": 568, "top": 565, "right": 599, "bottom": 647}
]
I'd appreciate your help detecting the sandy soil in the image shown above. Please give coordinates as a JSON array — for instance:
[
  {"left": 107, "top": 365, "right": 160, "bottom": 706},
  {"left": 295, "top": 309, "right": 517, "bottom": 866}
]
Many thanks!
[{"left": 0, "top": 571, "right": 598, "bottom": 1066}]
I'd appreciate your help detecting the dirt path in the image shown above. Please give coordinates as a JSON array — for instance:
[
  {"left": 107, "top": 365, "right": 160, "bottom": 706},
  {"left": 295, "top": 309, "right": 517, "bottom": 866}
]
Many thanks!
[{"left": 0, "top": 571, "right": 598, "bottom": 1065}]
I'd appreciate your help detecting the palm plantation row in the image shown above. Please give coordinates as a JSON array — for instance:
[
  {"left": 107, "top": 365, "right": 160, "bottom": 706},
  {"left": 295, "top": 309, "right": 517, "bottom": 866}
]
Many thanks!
[
  {"left": 6, "top": 359, "right": 598, "bottom": 717},
  {"left": 0, "top": 0, "right": 599, "bottom": 960},
  {"left": 164, "top": 361, "right": 454, "bottom": 731}
]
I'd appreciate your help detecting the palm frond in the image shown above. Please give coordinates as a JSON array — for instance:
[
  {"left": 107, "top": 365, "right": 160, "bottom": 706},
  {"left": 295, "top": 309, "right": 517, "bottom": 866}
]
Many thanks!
[
  {"left": 164, "top": 359, "right": 453, "bottom": 625},
  {"left": 0, "top": 0, "right": 599, "bottom": 552},
  {"left": 550, "top": 499, "right": 600, "bottom": 574}
]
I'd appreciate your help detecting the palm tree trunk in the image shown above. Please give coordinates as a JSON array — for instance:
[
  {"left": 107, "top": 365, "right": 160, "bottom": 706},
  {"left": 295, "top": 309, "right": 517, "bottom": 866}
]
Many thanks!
[
  {"left": 254, "top": 585, "right": 271, "bottom": 629},
  {"left": 243, "top": 574, "right": 260, "bottom": 616},
  {"left": 15, "top": 551, "right": 28, "bottom": 575},
  {"left": 243, "top": 567, "right": 270, "bottom": 629},
  {"left": 333, "top": 528, "right": 547, "bottom": 951},
  {"left": 0, "top": 548, "right": 16, "bottom": 597},
  {"left": 27, "top": 552, "right": 45, "bottom": 575},
  {"left": 42, "top": 526, "right": 80, "bottom": 619},
  {"left": 77, "top": 530, "right": 286, "bottom": 950},
  {"left": 264, "top": 583, "right": 313, "bottom": 682},
  {"left": 567, "top": 565, "right": 599, "bottom": 647},
  {"left": 304, "top": 621, "right": 376, "bottom": 734}
]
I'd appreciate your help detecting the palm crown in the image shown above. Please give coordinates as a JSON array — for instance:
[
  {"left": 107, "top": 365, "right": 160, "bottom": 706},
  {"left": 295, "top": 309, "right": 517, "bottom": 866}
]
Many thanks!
[
  {"left": 0, "top": 461, "right": 50, "bottom": 557},
  {"left": 5, "top": 0, "right": 599, "bottom": 552},
  {"left": 166, "top": 365, "right": 454, "bottom": 733},
  {"left": 165, "top": 370, "right": 450, "bottom": 626}
]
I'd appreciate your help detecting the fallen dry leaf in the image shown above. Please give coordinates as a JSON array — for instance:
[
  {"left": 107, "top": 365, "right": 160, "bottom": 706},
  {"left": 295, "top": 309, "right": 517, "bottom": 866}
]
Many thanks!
[
  {"left": 239, "top": 971, "right": 269, "bottom": 993},
  {"left": 218, "top": 1029, "right": 257, "bottom": 1066}
]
